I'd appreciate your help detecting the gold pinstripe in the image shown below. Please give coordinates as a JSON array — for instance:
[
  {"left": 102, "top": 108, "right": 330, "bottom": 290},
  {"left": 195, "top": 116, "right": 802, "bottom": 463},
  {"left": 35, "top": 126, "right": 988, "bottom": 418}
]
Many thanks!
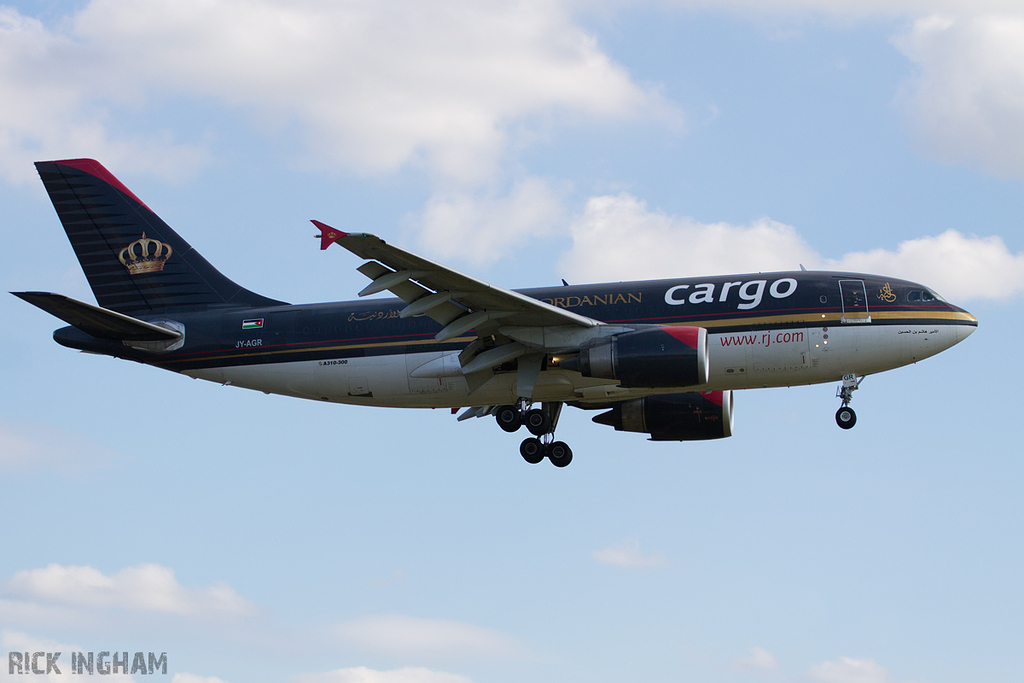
[
  {"left": 164, "top": 335, "right": 479, "bottom": 365},
  {"left": 662, "top": 309, "right": 977, "bottom": 329}
]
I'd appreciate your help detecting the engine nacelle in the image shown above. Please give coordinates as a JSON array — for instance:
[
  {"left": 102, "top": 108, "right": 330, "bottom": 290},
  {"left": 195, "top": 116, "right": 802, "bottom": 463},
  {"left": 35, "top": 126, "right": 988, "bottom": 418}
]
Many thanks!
[
  {"left": 592, "top": 390, "right": 734, "bottom": 441},
  {"left": 560, "top": 326, "right": 708, "bottom": 388}
]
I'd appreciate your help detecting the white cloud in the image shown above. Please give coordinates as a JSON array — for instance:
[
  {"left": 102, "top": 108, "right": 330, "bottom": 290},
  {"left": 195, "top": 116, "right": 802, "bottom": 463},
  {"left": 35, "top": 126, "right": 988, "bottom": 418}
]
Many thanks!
[
  {"left": 294, "top": 667, "right": 474, "bottom": 683},
  {"left": 561, "top": 193, "right": 818, "bottom": 281},
  {"left": 592, "top": 539, "right": 669, "bottom": 568},
  {"left": 7, "top": 0, "right": 1024, "bottom": 191},
  {"left": 735, "top": 646, "right": 779, "bottom": 672},
  {"left": 411, "top": 177, "right": 569, "bottom": 263},
  {"left": 332, "top": 615, "right": 523, "bottom": 659},
  {"left": 0, "top": 7, "right": 209, "bottom": 184},
  {"left": 809, "top": 656, "right": 902, "bottom": 683},
  {"left": 4, "top": 563, "right": 257, "bottom": 618},
  {"left": 0, "top": 1, "right": 670, "bottom": 184},
  {"left": 825, "top": 230, "right": 1024, "bottom": 300},
  {"left": 172, "top": 675, "right": 231, "bottom": 683},
  {"left": 651, "top": 4, "right": 1024, "bottom": 182},
  {"left": 560, "top": 192, "right": 1024, "bottom": 301},
  {"left": 894, "top": 14, "right": 1024, "bottom": 179},
  {"left": 651, "top": 1, "right": 1024, "bottom": 20},
  {"left": 657, "top": 5, "right": 1024, "bottom": 183},
  {"left": 0, "top": 420, "right": 118, "bottom": 474}
]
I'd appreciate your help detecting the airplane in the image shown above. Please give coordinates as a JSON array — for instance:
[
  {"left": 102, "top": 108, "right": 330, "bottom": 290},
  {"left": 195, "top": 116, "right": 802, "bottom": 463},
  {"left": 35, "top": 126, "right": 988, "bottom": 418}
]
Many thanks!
[{"left": 13, "top": 159, "right": 978, "bottom": 467}]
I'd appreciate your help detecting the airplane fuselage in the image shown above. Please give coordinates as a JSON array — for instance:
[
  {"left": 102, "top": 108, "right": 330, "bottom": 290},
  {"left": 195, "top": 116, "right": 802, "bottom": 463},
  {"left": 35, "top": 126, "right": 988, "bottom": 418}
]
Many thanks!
[{"left": 53, "top": 270, "right": 976, "bottom": 409}]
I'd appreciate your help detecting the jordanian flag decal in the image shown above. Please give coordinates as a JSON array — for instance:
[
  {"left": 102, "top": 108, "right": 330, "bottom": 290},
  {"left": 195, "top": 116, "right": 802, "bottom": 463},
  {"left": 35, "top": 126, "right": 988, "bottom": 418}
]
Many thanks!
[{"left": 242, "top": 318, "right": 264, "bottom": 330}]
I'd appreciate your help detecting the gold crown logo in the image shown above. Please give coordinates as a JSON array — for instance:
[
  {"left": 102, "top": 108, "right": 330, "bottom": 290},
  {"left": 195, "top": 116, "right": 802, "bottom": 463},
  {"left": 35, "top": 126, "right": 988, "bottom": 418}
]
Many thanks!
[{"left": 119, "top": 233, "right": 173, "bottom": 274}]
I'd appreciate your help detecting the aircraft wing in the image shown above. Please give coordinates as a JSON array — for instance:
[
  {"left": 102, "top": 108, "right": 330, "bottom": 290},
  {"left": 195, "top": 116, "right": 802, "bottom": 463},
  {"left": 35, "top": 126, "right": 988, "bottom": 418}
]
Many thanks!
[
  {"left": 315, "top": 221, "right": 616, "bottom": 397},
  {"left": 314, "top": 221, "right": 599, "bottom": 342}
]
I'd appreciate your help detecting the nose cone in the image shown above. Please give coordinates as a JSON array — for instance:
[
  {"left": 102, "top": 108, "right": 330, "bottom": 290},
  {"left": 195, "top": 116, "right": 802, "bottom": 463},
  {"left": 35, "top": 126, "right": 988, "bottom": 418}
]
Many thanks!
[{"left": 955, "top": 309, "right": 978, "bottom": 343}]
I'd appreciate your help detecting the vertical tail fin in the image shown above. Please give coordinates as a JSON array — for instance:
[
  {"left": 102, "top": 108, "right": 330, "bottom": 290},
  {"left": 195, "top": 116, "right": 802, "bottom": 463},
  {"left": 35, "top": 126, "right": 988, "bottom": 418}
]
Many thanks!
[{"left": 35, "top": 159, "right": 285, "bottom": 315}]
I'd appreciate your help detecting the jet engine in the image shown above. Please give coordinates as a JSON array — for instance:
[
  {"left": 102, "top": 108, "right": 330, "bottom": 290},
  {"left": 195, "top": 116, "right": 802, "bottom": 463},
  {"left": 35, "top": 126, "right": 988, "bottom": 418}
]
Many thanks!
[
  {"left": 559, "top": 326, "right": 708, "bottom": 388},
  {"left": 592, "top": 390, "right": 733, "bottom": 441}
]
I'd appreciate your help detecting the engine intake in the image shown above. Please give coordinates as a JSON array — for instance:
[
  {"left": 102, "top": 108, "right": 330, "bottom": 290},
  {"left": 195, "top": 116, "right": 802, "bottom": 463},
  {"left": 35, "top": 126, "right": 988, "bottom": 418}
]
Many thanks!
[
  {"left": 560, "top": 326, "right": 708, "bottom": 388},
  {"left": 592, "top": 390, "right": 734, "bottom": 441}
]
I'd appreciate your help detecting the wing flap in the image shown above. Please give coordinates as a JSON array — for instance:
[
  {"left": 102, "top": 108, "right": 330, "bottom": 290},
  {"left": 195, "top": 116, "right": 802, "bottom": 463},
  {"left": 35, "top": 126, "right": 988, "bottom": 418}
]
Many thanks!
[{"left": 356, "top": 260, "right": 465, "bottom": 326}]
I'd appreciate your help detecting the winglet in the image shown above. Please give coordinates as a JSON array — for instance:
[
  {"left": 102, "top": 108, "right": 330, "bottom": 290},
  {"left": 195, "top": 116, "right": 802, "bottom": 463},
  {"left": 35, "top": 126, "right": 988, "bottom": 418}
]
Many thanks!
[{"left": 312, "top": 220, "right": 349, "bottom": 250}]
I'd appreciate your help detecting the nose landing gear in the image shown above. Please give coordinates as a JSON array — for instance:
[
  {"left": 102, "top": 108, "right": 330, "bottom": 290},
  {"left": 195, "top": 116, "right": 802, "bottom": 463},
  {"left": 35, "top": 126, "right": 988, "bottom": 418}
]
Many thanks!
[
  {"left": 836, "top": 405, "right": 857, "bottom": 429},
  {"left": 496, "top": 400, "right": 573, "bottom": 466},
  {"left": 835, "top": 374, "right": 863, "bottom": 430}
]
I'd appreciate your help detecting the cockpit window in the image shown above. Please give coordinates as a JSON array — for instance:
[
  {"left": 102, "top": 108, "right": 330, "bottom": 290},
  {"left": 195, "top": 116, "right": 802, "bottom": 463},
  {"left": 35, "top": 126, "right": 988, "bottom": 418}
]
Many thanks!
[{"left": 908, "top": 289, "right": 946, "bottom": 303}]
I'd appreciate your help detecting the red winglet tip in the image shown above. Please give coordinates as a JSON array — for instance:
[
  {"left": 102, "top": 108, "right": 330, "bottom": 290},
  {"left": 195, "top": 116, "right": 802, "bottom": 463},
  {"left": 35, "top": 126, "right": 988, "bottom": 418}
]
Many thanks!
[{"left": 312, "top": 220, "right": 348, "bottom": 250}]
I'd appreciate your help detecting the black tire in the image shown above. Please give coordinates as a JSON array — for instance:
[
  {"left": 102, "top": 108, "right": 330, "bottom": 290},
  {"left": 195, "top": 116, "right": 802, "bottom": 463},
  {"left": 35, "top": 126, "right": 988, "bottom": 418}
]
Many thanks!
[
  {"left": 836, "top": 406, "right": 857, "bottom": 430},
  {"left": 496, "top": 405, "right": 522, "bottom": 433},
  {"left": 520, "top": 437, "right": 545, "bottom": 464},
  {"left": 548, "top": 441, "right": 573, "bottom": 468},
  {"left": 524, "top": 408, "right": 551, "bottom": 436}
]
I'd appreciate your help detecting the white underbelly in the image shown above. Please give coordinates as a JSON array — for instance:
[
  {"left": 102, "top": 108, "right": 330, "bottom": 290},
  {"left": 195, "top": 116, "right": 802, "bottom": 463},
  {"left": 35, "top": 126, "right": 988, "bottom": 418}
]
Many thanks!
[{"left": 184, "top": 323, "right": 963, "bottom": 407}]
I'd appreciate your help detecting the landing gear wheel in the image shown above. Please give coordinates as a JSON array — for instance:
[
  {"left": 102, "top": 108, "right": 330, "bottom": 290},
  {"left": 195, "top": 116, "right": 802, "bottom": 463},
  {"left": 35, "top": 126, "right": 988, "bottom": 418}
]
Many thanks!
[
  {"left": 836, "top": 406, "right": 857, "bottom": 430},
  {"left": 496, "top": 405, "right": 522, "bottom": 433},
  {"left": 524, "top": 408, "right": 551, "bottom": 436},
  {"left": 548, "top": 441, "right": 573, "bottom": 468},
  {"left": 834, "top": 374, "right": 862, "bottom": 430},
  {"left": 520, "top": 437, "right": 545, "bottom": 464}
]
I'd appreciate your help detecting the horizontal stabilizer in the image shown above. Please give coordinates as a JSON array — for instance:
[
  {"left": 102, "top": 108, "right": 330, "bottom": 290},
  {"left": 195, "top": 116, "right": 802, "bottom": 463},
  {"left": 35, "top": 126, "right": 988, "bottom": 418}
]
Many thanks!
[{"left": 12, "top": 291, "right": 182, "bottom": 341}]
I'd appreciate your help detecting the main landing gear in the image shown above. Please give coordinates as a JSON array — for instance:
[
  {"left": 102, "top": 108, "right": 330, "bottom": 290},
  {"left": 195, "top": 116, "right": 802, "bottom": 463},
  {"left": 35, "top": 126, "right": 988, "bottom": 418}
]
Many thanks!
[
  {"left": 496, "top": 400, "right": 573, "bottom": 467},
  {"left": 835, "top": 373, "right": 863, "bottom": 430}
]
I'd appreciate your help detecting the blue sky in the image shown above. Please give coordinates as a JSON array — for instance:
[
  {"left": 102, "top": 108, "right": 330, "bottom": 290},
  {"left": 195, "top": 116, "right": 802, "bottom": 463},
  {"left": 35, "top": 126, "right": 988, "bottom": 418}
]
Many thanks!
[{"left": 1, "top": 2, "right": 1022, "bottom": 682}]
